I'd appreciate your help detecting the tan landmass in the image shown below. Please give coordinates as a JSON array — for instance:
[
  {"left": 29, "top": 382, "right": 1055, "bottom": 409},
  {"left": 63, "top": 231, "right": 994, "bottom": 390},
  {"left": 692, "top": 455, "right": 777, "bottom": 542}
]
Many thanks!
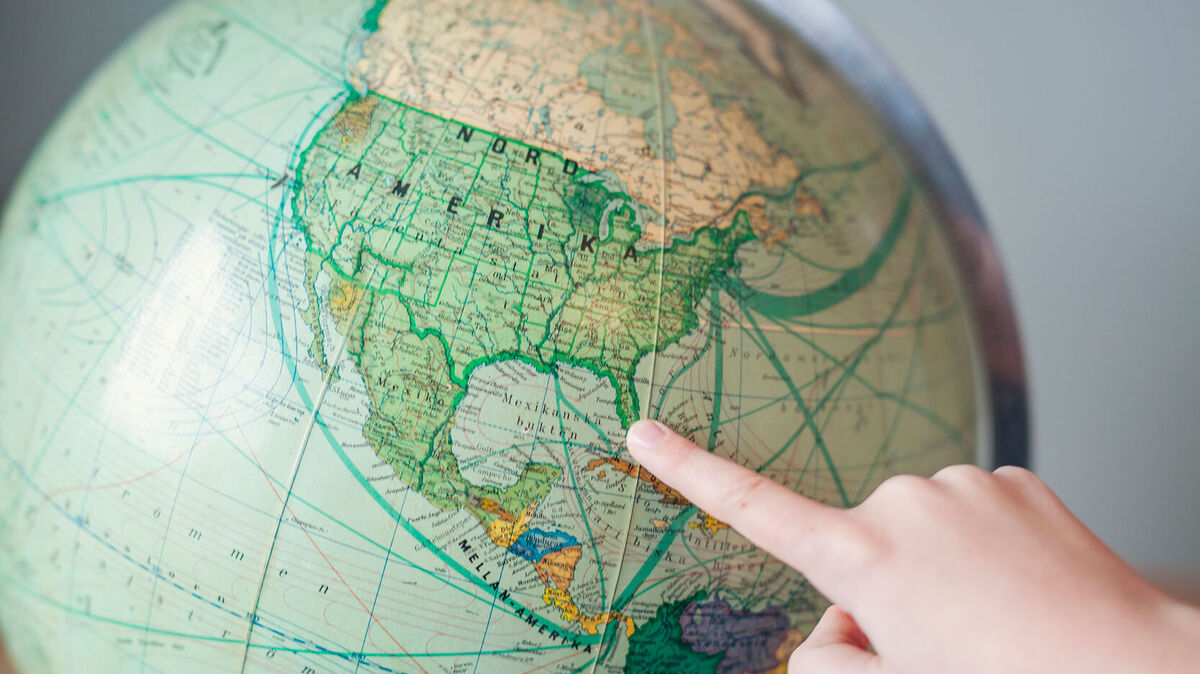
[
  {"left": 357, "top": 0, "right": 810, "bottom": 244},
  {"left": 694, "top": 0, "right": 784, "bottom": 80},
  {"left": 334, "top": 95, "right": 378, "bottom": 142}
]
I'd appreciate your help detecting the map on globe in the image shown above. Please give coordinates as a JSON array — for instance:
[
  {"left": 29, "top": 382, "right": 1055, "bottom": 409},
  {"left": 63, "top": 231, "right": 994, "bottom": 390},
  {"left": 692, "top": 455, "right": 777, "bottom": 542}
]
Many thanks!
[{"left": 0, "top": 0, "right": 984, "bottom": 671}]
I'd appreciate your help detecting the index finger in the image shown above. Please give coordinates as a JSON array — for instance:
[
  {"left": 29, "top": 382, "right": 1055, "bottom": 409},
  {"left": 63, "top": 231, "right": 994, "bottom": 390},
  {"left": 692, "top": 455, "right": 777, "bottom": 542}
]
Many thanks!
[{"left": 625, "top": 419, "right": 851, "bottom": 578}]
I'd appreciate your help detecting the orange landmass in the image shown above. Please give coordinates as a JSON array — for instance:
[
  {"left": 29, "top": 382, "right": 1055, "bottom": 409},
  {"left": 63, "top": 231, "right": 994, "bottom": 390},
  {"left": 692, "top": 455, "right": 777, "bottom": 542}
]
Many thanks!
[
  {"left": 479, "top": 500, "right": 537, "bottom": 547},
  {"left": 471, "top": 496, "right": 513, "bottom": 521},
  {"left": 583, "top": 457, "right": 688, "bottom": 506},
  {"left": 356, "top": 0, "right": 818, "bottom": 245},
  {"left": 534, "top": 545, "right": 582, "bottom": 590}
]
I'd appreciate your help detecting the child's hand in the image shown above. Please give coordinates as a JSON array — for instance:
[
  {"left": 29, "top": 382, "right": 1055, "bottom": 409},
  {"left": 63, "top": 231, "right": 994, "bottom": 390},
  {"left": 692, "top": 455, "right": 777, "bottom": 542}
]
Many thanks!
[{"left": 625, "top": 420, "right": 1200, "bottom": 673}]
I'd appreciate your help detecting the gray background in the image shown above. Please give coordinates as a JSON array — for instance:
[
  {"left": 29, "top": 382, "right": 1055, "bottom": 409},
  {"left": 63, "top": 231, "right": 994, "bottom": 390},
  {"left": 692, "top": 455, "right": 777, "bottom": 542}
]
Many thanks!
[
  {"left": 833, "top": 0, "right": 1200, "bottom": 577},
  {"left": 1, "top": 1, "right": 1197, "bottom": 576}
]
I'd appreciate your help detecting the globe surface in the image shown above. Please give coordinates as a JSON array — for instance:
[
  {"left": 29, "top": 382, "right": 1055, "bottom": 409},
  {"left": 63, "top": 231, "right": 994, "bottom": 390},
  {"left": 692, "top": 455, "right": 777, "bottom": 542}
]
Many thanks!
[{"left": 0, "top": 0, "right": 1007, "bottom": 671}]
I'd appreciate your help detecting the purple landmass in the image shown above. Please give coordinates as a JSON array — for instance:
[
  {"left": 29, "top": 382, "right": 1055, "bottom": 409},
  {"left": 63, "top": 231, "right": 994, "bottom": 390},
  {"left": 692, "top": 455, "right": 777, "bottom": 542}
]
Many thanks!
[{"left": 678, "top": 595, "right": 791, "bottom": 674}]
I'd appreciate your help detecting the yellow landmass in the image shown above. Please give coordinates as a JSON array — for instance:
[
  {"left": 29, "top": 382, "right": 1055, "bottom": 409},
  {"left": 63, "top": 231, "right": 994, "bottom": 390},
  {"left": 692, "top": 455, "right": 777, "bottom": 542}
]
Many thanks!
[
  {"left": 542, "top": 588, "right": 635, "bottom": 637},
  {"left": 583, "top": 611, "right": 636, "bottom": 639},
  {"left": 797, "top": 188, "right": 824, "bottom": 218},
  {"left": 329, "top": 279, "right": 364, "bottom": 327},
  {"left": 688, "top": 512, "right": 729, "bottom": 535},
  {"left": 543, "top": 587, "right": 582, "bottom": 622},
  {"left": 357, "top": 0, "right": 813, "bottom": 244},
  {"left": 484, "top": 500, "right": 537, "bottom": 548}
]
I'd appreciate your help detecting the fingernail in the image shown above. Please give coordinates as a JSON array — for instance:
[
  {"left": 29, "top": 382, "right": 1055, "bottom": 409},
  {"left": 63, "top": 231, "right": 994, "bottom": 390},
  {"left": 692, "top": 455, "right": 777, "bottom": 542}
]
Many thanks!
[{"left": 628, "top": 420, "right": 667, "bottom": 448}]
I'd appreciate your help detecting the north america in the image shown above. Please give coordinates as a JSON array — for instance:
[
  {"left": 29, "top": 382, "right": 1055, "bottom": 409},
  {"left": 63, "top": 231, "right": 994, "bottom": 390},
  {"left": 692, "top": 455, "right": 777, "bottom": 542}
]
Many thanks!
[{"left": 292, "top": 91, "right": 753, "bottom": 649}]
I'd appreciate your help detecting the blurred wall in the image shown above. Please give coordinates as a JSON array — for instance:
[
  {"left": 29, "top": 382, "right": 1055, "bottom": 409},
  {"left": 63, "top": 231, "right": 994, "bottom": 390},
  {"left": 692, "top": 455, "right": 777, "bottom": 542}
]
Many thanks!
[
  {"left": 831, "top": 0, "right": 1200, "bottom": 573},
  {"left": 0, "top": 1, "right": 171, "bottom": 204},
  {"left": 2, "top": 0, "right": 1197, "bottom": 574}
]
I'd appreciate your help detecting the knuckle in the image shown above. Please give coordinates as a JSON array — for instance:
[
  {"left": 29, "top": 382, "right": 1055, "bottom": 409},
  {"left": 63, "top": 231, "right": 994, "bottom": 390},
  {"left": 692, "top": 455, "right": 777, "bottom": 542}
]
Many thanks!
[
  {"left": 863, "top": 473, "right": 928, "bottom": 504},
  {"left": 993, "top": 464, "right": 1049, "bottom": 493},
  {"left": 993, "top": 464, "right": 1036, "bottom": 482},
  {"left": 931, "top": 463, "right": 989, "bottom": 486}
]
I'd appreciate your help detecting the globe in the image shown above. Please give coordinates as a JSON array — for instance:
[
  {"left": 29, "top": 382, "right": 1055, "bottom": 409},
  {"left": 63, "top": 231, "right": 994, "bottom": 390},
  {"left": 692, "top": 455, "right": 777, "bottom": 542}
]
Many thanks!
[{"left": 0, "top": 0, "right": 1025, "bottom": 671}]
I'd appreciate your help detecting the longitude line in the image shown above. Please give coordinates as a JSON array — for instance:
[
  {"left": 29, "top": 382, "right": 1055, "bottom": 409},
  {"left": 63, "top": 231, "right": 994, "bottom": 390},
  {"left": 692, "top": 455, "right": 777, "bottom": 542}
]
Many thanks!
[
  {"left": 586, "top": 3, "right": 672, "bottom": 669},
  {"left": 236, "top": 310, "right": 356, "bottom": 673},
  {"left": 353, "top": 500, "right": 405, "bottom": 674},
  {"left": 243, "top": 97, "right": 431, "bottom": 673},
  {"left": 639, "top": 7, "right": 670, "bottom": 423}
]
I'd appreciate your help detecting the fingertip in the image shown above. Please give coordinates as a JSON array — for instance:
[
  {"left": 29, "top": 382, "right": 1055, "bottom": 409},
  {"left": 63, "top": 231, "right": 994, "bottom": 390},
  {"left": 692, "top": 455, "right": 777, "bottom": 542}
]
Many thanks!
[
  {"left": 621, "top": 421, "right": 849, "bottom": 584},
  {"left": 626, "top": 419, "right": 669, "bottom": 457}
]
